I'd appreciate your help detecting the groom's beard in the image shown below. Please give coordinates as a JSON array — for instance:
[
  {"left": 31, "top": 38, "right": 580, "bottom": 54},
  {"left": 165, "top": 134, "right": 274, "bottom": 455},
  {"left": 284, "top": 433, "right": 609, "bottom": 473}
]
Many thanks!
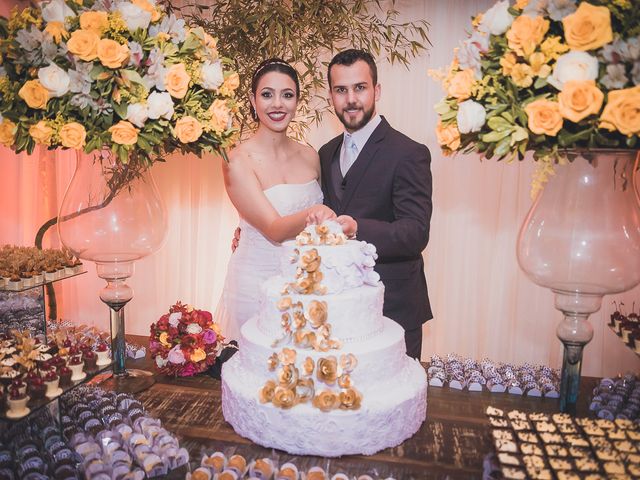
[{"left": 336, "top": 102, "right": 375, "bottom": 132}]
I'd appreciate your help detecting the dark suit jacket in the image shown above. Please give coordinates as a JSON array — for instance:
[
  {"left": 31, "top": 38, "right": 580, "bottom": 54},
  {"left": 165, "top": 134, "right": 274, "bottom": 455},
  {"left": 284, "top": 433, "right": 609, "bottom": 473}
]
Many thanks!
[{"left": 318, "top": 116, "right": 433, "bottom": 330}]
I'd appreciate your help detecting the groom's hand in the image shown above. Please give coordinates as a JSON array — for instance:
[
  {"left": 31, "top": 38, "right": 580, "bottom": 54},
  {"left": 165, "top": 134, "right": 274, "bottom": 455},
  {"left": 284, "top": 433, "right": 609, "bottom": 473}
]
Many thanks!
[
  {"left": 337, "top": 215, "right": 358, "bottom": 238},
  {"left": 231, "top": 227, "right": 241, "bottom": 252}
]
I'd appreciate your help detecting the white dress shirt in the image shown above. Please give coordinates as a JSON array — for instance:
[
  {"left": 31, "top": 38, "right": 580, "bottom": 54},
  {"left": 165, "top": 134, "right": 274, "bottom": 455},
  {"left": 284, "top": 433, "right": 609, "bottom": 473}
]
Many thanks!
[{"left": 339, "top": 114, "right": 382, "bottom": 177}]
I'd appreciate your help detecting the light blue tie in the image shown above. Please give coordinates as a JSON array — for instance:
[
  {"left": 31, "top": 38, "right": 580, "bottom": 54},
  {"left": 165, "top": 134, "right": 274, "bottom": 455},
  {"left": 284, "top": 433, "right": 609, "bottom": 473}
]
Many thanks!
[{"left": 341, "top": 134, "right": 358, "bottom": 177}]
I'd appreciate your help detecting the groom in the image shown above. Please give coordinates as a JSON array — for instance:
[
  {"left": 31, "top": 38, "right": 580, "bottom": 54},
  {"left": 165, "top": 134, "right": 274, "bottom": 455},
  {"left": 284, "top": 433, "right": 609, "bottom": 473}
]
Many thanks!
[{"left": 319, "top": 49, "right": 433, "bottom": 360}]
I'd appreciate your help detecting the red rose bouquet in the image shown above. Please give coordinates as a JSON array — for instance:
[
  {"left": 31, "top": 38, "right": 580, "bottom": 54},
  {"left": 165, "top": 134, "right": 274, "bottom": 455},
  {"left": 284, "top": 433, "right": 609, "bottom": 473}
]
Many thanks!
[{"left": 149, "top": 302, "right": 225, "bottom": 376}]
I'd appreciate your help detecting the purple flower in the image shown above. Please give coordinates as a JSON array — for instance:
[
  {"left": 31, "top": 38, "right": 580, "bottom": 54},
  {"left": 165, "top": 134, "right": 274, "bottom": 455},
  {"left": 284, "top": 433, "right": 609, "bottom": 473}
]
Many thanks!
[
  {"left": 167, "top": 345, "right": 185, "bottom": 364},
  {"left": 179, "top": 363, "right": 198, "bottom": 377},
  {"left": 202, "top": 329, "right": 217, "bottom": 344}
]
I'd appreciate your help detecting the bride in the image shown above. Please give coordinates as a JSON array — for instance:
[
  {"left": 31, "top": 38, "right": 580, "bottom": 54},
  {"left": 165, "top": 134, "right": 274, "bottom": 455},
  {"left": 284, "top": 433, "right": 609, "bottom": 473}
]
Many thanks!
[{"left": 216, "top": 58, "right": 356, "bottom": 341}]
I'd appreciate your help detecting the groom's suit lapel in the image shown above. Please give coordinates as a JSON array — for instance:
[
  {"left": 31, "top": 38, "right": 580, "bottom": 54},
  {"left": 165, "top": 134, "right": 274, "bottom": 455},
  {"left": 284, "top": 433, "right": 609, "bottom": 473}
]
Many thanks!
[{"left": 338, "top": 117, "right": 389, "bottom": 213}]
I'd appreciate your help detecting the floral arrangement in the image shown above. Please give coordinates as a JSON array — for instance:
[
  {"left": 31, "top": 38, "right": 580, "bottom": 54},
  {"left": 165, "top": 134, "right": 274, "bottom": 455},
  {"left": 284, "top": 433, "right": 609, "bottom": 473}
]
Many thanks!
[
  {"left": 149, "top": 302, "right": 225, "bottom": 377},
  {"left": 431, "top": 0, "right": 640, "bottom": 190},
  {"left": 0, "top": 0, "right": 239, "bottom": 169}
]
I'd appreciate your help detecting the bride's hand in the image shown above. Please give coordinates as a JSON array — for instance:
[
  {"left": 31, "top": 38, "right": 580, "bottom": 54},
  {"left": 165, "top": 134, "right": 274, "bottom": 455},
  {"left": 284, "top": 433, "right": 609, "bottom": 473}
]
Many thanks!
[
  {"left": 336, "top": 215, "right": 357, "bottom": 237},
  {"left": 305, "top": 205, "right": 336, "bottom": 226}
]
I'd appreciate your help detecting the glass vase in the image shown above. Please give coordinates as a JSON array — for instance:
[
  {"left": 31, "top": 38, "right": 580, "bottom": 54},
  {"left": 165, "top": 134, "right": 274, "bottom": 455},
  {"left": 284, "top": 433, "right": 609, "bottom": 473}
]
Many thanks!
[
  {"left": 517, "top": 149, "right": 640, "bottom": 414},
  {"left": 57, "top": 150, "right": 167, "bottom": 393}
]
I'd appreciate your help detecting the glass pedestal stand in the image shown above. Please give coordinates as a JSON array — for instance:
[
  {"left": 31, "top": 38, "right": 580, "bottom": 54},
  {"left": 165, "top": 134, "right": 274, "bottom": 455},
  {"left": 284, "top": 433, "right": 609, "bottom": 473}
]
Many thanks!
[{"left": 96, "top": 262, "right": 155, "bottom": 394}]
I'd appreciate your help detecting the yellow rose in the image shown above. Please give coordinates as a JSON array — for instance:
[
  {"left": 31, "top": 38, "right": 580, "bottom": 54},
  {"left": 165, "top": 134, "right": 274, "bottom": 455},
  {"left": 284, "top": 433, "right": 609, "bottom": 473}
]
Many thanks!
[
  {"left": 506, "top": 15, "right": 549, "bottom": 57},
  {"left": 44, "top": 21, "right": 69, "bottom": 44},
  {"left": 208, "top": 99, "right": 231, "bottom": 134},
  {"left": 131, "top": 0, "right": 161, "bottom": 22},
  {"left": 164, "top": 63, "right": 191, "bottom": 99},
  {"left": 219, "top": 72, "right": 240, "bottom": 96},
  {"left": 562, "top": 2, "right": 612, "bottom": 51},
  {"left": 67, "top": 29, "right": 100, "bottom": 61},
  {"left": 312, "top": 390, "right": 340, "bottom": 412},
  {"left": 447, "top": 69, "right": 475, "bottom": 101},
  {"left": 558, "top": 80, "right": 604, "bottom": 123},
  {"left": 524, "top": 99, "right": 563, "bottom": 136},
  {"left": 79, "top": 11, "right": 109, "bottom": 34},
  {"left": 316, "top": 356, "right": 338, "bottom": 385},
  {"left": 339, "top": 387, "right": 362, "bottom": 410},
  {"left": 59, "top": 122, "right": 87, "bottom": 149},
  {"left": 259, "top": 380, "right": 276, "bottom": 403},
  {"left": 271, "top": 386, "right": 298, "bottom": 409},
  {"left": 97, "top": 39, "right": 130, "bottom": 69},
  {"left": 191, "top": 348, "right": 206, "bottom": 363},
  {"left": 108, "top": 120, "right": 138, "bottom": 145},
  {"left": 306, "top": 300, "right": 327, "bottom": 328},
  {"left": 599, "top": 86, "right": 640, "bottom": 136},
  {"left": 174, "top": 116, "right": 203, "bottom": 143},
  {"left": 435, "top": 121, "right": 461, "bottom": 151},
  {"left": 158, "top": 331, "right": 171, "bottom": 347},
  {"left": 510, "top": 63, "right": 533, "bottom": 88},
  {"left": 18, "top": 80, "right": 49, "bottom": 109},
  {"left": 29, "top": 121, "right": 53, "bottom": 145},
  {"left": 0, "top": 119, "right": 17, "bottom": 147}
]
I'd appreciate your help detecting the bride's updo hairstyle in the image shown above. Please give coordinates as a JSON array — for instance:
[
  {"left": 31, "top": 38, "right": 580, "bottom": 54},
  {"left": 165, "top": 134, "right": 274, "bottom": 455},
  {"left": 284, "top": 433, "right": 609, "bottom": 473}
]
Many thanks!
[{"left": 250, "top": 58, "right": 300, "bottom": 121}]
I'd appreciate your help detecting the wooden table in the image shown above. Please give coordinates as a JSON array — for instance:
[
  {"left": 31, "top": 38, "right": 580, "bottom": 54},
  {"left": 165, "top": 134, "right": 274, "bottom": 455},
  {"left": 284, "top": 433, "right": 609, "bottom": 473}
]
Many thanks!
[{"left": 122, "top": 336, "right": 598, "bottom": 479}]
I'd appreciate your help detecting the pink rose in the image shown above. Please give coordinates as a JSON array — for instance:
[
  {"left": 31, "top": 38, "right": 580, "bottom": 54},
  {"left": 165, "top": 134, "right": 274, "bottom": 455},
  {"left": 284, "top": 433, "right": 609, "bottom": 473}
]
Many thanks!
[
  {"left": 167, "top": 345, "right": 185, "bottom": 364},
  {"left": 202, "top": 329, "right": 217, "bottom": 344},
  {"left": 179, "top": 362, "right": 199, "bottom": 377}
]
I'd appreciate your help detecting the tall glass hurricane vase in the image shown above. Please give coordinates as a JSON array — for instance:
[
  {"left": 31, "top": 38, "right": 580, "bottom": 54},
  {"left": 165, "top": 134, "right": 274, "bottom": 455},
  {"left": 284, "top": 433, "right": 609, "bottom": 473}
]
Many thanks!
[
  {"left": 517, "top": 150, "right": 640, "bottom": 414},
  {"left": 58, "top": 150, "right": 167, "bottom": 393}
]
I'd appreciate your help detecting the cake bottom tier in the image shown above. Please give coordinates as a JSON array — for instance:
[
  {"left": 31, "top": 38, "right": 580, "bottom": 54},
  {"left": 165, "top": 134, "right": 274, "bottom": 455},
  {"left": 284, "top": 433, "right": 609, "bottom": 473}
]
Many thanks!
[{"left": 221, "top": 345, "right": 427, "bottom": 457}]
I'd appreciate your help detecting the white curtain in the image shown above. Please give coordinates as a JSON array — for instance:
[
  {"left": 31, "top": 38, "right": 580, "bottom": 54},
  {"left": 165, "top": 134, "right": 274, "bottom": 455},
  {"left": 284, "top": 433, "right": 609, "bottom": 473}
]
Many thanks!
[{"left": 1, "top": 0, "right": 638, "bottom": 377}]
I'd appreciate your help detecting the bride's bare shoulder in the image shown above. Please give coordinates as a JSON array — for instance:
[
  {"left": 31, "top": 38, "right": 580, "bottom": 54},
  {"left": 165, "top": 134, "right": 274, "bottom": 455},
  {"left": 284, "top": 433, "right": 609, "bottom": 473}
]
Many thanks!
[{"left": 290, "top": 140, "right": 319, "bottom": 165}]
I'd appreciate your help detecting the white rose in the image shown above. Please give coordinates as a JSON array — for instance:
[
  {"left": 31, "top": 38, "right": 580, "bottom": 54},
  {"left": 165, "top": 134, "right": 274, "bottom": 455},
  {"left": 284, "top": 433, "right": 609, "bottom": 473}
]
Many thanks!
[
  {"left": 126, "top": 103, "right": 149, "bottom": 128},
  {"left": 548, "top": 50, "right": 599, "bottom": 91},
  {"left": 200, "top": 61, "right": 224, "bottom": 90},
  {"left": 456, "top": 100, "right": 486, "bottom": 134},
  {"left": 185, "top": 323, "right": 203, "bottom": 335},
  {"left": 38, "top": 63, "right": 70, "bottom": 97},
  {"left": 116, "top": 2, "right": 152, "bottom": 32},
  {"left": 155, "top": 355, "right": 167, "bottom": 368},
  {"left": 479, "top": 0, "right": 513, "bottom": 36},
  {"left": 168, "top": 311, "right": 182, "bottom": 327},
  {"left": 41, "top": 0, "right": 76, "bottom": 23},
  {"left": 147, "top": 91, "right": 174, "bottom": 120}
]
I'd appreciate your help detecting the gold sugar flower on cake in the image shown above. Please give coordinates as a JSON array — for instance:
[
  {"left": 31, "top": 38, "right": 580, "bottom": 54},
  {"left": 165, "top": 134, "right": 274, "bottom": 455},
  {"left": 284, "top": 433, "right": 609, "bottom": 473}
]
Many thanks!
[
  {"left": 267, "top": 353, "right": 279, "bottom": 371},
  {"left": 296, "top": 231, "right": 313, "bottom": 245},
  {"left": 339, "top": 388, "right": 362, "bottom": 410},
  {"left": 296, "top": 377, "right": 315, "bottom": 403},
  {"left": 259, "top": 380, "right": 277, "bottom": 403},
  {"left": 301, "top": 249, "right": 320, "bottom": 272},
  {"left": 272, "top": 385, "right": 298, "bottom": 409},
  {"left": 277, "top": 297, "right": 292, "bottom": 311},
  {"left": 316, "top": 356, "right": 338, "bottom": 385},
  {"left": 281, "top": 312, "right": 291, "bottom": 330},
  {"left": 340, "top": 353, "right": 358, "bottom": 373},
  {"left": 316, "top": 323, "right": 332, "bottom": 340},
  {"left": 338, "top": 374, "right": 352, "bottom": 389},
  {"left": 300, "top": 357, "right": 314, "bottom": 376},
  {"left": 306, "top": 300, "right": 328, "bottom": 328},
  {"left": 277, "top": 348, "right": 297, "bottom": 366},
  {"left": 312, "top": 390, "right": 340, "bottom": 412},
  {"left": 293, "top": 310, "right": 306, "bottom": 329},
  {"left": 277, "top": 364, "right": 299, "bottom": 389}
]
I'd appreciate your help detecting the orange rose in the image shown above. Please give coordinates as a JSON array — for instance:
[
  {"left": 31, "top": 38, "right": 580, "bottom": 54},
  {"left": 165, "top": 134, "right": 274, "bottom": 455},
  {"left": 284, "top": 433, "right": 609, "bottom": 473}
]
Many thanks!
[
  {"left": 599, "top": 86, "right": 640, "bottom": 136},
  {"left": 0, "top": 119, "right": 17, "bottom": 147},
  {"left": 108, "top": 120, "right": 138, "bottom": 145},
  {"left": 219, "top": 72, "right": 240, "bottom": 96},
  {"left": 524, "top": 99, "right": 563, "bottom": 136},
  {"left": 339, "top": 387, "right": 362, "bottom": 410},
  {"left": 59, "top": 122, "right": 87, "bottom": 149},
  {"left": 191, "top": 348, "right": 206, "bottom": 363},
  {"left": 67, "top": 29, "right": 100, "bottom": 61},
  {"left": 44, "top": 21, "right": 69, "bottom": 43},
  {"left": 97, "top": 39, "right": 130, "bottom": 69},
  {"left": 277, "top": 364, "right": 299, "bottom": 390},
  {"left": 316, "top": 356, "right": 338, "bottom": 385},
  {"left": 306, "top": 300, "right": 327, "bottom": 328},
  {"left": 562, "top": 2, "right": 612, "bottom": 51},
  {"left": 558, "top": 80, "right": 604, "bottom": 123},
  {"left": 79, "top": 11, "right": 108, "bottom": 34},
  {"left": 208, "top": 99, "right": 230, "bottom": 133},
  {"left": 447, "top": 69, "right": 475, "bottom": 101},
  {"left": 311, "top": 390, "right": 340, "bottom": 412},
  {"left": 164, "top": 63, "right": 191, "bottom": 99},
  {"left": 174, "top": 116, "right": 203, "bottom": 143},
  {"left": 435, "top": 121, "right": 461, "bottom": 151},
  {"left": 18, "top": 80, "right": 49, "bottom": 109},
  {"left": 131, "top": 0, "right": 161, "bottom": 22},
  {"left": 271, "top": 386, "right": 298, "bottom": 409},
  {"left": 506, "top": 15, "right": 549, "bottom": 57},
  {"left": 29, "top": 121, "right": 53, "bottom": 145}
]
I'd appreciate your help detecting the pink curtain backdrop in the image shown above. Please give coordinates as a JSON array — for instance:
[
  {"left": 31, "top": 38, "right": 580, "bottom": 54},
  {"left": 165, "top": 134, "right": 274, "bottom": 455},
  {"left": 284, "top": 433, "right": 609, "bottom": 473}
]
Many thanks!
[{"left": 1, "top": 0, "right": 638, "bottom": 376}]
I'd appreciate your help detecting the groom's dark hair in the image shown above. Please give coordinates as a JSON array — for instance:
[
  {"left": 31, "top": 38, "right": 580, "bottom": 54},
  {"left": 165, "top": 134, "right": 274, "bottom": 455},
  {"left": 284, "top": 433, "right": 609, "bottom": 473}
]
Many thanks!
[{"left": 327, "top": 49, "right": 377, "bottom": 87}]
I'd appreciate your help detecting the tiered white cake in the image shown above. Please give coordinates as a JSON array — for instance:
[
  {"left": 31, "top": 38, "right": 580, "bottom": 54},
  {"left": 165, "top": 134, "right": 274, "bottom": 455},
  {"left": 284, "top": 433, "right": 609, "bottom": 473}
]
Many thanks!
[{"left": 221, "top": 222, "right": 427, "bottom": 457}]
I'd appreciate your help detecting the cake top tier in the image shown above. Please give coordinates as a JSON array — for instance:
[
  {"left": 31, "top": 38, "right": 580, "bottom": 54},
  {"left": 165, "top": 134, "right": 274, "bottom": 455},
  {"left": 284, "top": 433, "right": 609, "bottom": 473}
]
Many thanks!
[{"left": 281, "top": 221, "right": 380, "bottom": 295}]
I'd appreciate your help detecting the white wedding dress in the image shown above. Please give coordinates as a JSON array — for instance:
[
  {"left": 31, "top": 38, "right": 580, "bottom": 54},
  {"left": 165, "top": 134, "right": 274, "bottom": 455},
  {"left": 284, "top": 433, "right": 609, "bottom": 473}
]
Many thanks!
[{"left": 216, "top": 180, "right": 324, "bottom": 341}]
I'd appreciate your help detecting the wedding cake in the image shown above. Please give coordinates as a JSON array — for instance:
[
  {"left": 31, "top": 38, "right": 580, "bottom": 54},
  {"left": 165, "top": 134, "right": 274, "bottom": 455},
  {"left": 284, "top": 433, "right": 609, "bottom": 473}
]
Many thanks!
[{"left": 221, "top": 222, "right": 427, "bottom": 457}]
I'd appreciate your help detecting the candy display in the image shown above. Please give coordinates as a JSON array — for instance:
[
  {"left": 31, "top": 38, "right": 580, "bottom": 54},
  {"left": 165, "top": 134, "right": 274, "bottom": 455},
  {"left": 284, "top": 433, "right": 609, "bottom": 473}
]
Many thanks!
[
  {"left": 427, "top": 354, "right": 560, "bottom": 397},
  {"left": 487, "top": 406, "right": 640, "bottom": 478},
  {"left": 609, "top": 303, "right": 640, "bottom": 356},
  {"left": 589, "top": 373, "right": 640, "bottom": 421}
]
